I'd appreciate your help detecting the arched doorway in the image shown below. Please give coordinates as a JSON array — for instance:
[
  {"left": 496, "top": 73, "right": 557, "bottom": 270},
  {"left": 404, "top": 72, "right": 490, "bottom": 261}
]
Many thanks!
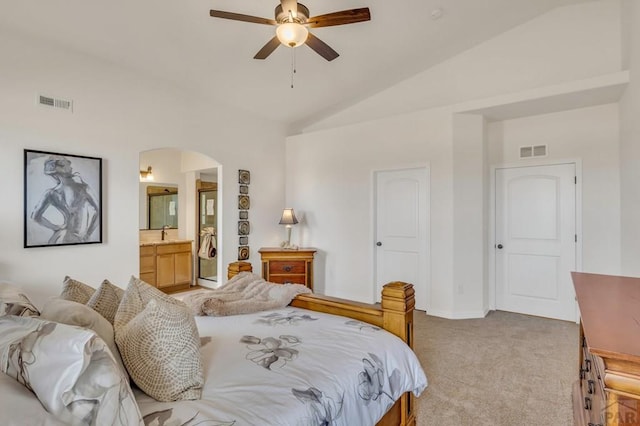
[{"left": 139, "top": 148, "right": 222, "bottom": 290}]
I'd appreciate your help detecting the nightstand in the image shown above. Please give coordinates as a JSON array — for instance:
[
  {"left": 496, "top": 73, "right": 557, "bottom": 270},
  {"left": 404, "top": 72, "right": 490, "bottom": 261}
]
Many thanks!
[{"left": 259, "top": 247, "right": 316, "bottom": 291}]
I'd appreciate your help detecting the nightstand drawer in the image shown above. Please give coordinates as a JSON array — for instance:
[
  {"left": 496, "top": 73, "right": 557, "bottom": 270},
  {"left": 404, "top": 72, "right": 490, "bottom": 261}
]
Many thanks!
[
  {"left": 259, "top": 248, "right": 317, "bottom": 291},
  {"left": 269, "top": 260, "right": 305, "bottom": 275},
  {"left": 268, "top": 274, "right": 307, "bottom": 285}
]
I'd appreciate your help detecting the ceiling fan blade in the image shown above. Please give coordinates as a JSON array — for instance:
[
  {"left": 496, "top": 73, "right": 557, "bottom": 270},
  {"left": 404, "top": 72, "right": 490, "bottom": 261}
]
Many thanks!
[
  {"left": 254, "top": 36, "right": 281, "bottom": 60},
  {"left": 210, "top": 10, "right": 277, "bottom": 26},
  {"left": 307, "top": 8, "right": 371, "bottom": 28},
  {"left": 305, "top": 33, "right": 339, "bottom": 61},
  {"left": 280, "top": 0, "right": 299, "bottom": 19}
]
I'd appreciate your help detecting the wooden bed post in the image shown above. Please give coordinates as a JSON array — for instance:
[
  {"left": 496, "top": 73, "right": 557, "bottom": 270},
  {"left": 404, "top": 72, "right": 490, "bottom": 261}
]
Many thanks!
[
  {"left": 381, "top": 282, "right": 415, "bottom": 348},
  {"left": 381, "top": 282, "right": 416, "bottom": 426}
]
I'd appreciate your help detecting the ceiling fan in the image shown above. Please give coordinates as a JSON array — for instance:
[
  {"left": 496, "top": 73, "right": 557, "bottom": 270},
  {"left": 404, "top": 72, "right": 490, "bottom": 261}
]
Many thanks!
[{"left": 209, "top": 0, "right": 371, "bottom": 61}]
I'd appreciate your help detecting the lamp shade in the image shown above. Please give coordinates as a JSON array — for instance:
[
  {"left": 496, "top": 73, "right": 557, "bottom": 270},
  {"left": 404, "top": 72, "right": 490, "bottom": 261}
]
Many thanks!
[
  {"left": 276, "top": 22, "right": 308, "bottom": 48},
  {"left": 279, "top": 208, "right": 299, "bottom": 225}
]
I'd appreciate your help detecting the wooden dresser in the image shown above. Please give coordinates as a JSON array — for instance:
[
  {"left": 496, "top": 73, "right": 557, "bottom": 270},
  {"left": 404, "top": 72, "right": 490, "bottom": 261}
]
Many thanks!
[
  {"left": 573, "top": 272, "right": 640, "bottom": 426},
  {"left": 259, "top": 247, "right": 316, "bottom": 291},
  {"left": 139, "top": 241, "right": 193, "bottom": 293}
]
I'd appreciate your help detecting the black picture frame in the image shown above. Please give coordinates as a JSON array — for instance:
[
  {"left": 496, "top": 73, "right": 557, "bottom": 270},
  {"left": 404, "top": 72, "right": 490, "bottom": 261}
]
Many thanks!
[{"left": 24, "top": 149, "right": 103, "bottom": 248}]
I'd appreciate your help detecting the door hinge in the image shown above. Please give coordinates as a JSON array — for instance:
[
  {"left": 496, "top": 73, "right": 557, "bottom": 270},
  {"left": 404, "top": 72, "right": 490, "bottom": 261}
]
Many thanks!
[
  {"left": 575, "top": 234, "right": 577, "bottom": 243},
  {"left": 574, "top": 176, "right": 577, "bottom": 184}
]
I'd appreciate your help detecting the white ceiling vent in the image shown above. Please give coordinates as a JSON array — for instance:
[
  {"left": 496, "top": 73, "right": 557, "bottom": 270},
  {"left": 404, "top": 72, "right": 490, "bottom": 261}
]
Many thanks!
[
  {"left": 37, "top": 94, "right": 73, "bottom": 112},
  {"left": 519, "top": 144, "right": 547, "bottom": 159}
]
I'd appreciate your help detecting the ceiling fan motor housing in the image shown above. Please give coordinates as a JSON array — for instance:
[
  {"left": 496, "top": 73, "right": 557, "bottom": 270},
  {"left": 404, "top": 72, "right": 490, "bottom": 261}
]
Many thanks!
[{"left": 275, "top": 3, "right": 310, "bottom": 23}]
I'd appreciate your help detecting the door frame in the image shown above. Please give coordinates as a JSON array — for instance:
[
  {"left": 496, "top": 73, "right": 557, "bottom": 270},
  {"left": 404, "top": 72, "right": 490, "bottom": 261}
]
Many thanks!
[
  {"left": 489, "top": 158, "right": 583, "bottom": 320},
  {"left": 371, "top": 164, "right": 431, "bottom": 312}
]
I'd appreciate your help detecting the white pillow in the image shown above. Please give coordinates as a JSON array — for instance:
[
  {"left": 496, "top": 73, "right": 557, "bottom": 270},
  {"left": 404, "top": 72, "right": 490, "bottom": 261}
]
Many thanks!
[
  {"left": 0, "top": 316, "right": 142, "bottom": 426},
  {"left": 39, "top": 297, "right": 128, "bottom": 380},
  {"left": 116, "top": 297, "right": 204, "bottom": 402},
  {"left": 0, "top": 282, "right": 39, "bottom": 317}
]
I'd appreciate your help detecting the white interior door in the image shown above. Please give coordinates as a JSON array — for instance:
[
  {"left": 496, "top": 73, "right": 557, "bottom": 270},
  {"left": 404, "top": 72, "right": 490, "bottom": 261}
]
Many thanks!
[
  {"left": 375, "top": 168, "right": 428, "bottom": 311},
  {"left": 495, "top": 163, "right": 576, "bottom": 321}
]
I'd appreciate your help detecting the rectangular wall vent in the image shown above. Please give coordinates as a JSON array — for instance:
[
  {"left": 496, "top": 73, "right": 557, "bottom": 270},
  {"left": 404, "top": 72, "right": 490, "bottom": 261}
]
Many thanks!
[
  {"left": 519, "top": 144, "right": 547, "bottom": 159},
  {"left": 38, "top": 94, "right": 73, "bottom": 112}
]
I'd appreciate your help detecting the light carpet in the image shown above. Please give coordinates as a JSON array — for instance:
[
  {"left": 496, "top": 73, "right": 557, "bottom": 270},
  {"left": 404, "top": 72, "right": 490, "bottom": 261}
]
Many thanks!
[{"left": 413, "top": 310, "right": 579, "bottom": 425}]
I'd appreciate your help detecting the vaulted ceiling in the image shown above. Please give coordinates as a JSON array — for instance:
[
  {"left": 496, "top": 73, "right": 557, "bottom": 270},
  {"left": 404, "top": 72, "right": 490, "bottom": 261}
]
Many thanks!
[{"left": 1, "top": 0, "right": 594, "bottom": 129}]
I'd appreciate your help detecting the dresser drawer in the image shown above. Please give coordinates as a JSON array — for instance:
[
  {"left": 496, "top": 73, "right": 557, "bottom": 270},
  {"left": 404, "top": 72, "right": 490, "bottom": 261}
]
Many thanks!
[
  {"left": 268, "top": 274, "right": 307, "bottom": 285},
  {"left": 269, "top": 260, "right": 306, "bottom": 275}
]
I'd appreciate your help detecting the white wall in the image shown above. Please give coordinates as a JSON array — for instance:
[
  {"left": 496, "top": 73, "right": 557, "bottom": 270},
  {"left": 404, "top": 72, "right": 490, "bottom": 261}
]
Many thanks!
[
  {"left": 286, "top": 0, "right": 624, "bottom": 318},
  {"left": 0, "top": 30, "right": 287, "bottom": 307},
  {"left": 488, "top": 104, "right": 621, "bottom": 275},
  {"left": 286, "top": 109, "right": 453, "bottom": 312},
  {"left": 620, "top": 0, "right": 640, "bottom": 276},
  {"left": 452, "top": 114, "right": 487, "bottom": 317}
]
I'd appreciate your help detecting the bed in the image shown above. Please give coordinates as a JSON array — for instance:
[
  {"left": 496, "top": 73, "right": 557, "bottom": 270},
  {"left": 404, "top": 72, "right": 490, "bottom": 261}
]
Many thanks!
[{"left": 0, "top": 278, "right": 427, "bottom": 426}]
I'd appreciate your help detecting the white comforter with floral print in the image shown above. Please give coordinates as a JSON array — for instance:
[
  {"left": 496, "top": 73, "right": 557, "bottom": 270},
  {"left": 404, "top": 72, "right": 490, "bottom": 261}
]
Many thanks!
[{"left": 135, "top": 307, "right": 427, "bottom": 426}]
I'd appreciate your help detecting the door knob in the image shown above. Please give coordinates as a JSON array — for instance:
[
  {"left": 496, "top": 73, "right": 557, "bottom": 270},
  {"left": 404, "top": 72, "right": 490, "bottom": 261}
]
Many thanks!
[
  {"left": 376, "top": 242, "right": 382, "bottom": 246},
  {"left": 496, "top": 244, "right": 503, "bottom": 249}
]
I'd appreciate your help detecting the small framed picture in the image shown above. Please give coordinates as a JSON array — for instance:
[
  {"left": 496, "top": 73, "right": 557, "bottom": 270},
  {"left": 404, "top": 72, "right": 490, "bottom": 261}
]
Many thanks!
[
  {"left": 24, "top": 149, "right": 102, "bottom": 248},
  {"left": 238, "top": 221, "right": 250, "bottom": 235},
  {"left": 239, "top": 210, "right": 249, "bottom": 220},
  {"left": 238, "top": 195, "right": 250, "bottom": 210},
  {"left": 238, "top": 246, "right": 250, "bottom": 260},
  {"left": 239, "top": 185, "right": 249, "bottom": 194},
  {"left": 238, "top": 169, "right": 250, "bottom": 185},
  {"left": 239, "top": 236, "right": 248, "bottom": 245}
]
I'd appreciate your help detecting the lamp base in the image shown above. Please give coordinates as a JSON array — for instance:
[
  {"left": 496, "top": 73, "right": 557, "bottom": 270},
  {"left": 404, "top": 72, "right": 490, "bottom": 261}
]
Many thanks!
[{"left": 280, "top": 241, "right": 299, "bottom": 250}]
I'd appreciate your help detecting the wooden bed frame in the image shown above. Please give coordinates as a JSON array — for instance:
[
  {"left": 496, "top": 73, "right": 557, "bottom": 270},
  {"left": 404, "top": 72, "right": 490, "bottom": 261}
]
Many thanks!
[{"left": 290, "top": 281, "right": 417, "bottom": 426}]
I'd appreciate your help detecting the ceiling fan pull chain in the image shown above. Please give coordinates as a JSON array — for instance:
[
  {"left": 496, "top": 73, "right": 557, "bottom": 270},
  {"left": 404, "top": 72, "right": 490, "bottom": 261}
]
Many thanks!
[{"left": 290, "top": 48, "right": 297, "bottom": 88}]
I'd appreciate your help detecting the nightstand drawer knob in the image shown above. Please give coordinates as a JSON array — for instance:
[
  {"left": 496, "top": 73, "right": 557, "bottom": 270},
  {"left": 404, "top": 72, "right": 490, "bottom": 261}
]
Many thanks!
[{"left": 283, "top": 266, "right": 292, "bottom": 272}]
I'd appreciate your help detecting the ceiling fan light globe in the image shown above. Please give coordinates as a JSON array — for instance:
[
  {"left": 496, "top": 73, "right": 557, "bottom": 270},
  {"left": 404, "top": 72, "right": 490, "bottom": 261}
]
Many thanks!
[{"left": 276, "top": 22, "right": 308, "bottom": 48}]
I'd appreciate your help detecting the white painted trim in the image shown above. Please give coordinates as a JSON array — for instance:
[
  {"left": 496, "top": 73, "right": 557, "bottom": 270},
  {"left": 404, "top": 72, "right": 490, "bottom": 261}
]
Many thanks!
[
  {"left": 489, "top": 158, "right": 583, "bottom": 322},
  {"left": 371, "top": 164, "right": 431, "bottom": 312},
  {"left": 428, "top": 308, "right": 489, "bottom": 320}
]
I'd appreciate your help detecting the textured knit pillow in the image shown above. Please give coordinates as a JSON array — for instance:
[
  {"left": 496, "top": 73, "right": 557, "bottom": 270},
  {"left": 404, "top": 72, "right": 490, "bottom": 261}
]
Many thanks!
[
  {"left": 0, "top": 316, "right": 142, "bottom": 426},
  {"left": 114, "top": 276, "right": 185, "bottom": 330},
  {"left": 59, "top": 276, "right": 95, "bottom": 304},
  {"left": 40, "top": 297, "right": 128, "bottom": 380},
  {"left": 116, "top": 297, "right": 204, "bottom": 401},
  {"left": 0, "top": 282, "right": 39, "bottom": 317},
  {"left": 86, "top": 280, "right": 124, "bottom": 325}
]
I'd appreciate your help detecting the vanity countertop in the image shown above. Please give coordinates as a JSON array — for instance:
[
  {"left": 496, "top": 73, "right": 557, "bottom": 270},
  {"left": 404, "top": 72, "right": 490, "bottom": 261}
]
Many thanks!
[{"left": 140, "top": 239, "right": 193, "bottom": 247}]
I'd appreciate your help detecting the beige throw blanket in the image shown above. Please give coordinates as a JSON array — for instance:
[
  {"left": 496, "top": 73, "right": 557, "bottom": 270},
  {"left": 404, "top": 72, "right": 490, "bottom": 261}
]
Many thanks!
[{"left": 182, "top": 272, "right": 311, "bottom": 316}]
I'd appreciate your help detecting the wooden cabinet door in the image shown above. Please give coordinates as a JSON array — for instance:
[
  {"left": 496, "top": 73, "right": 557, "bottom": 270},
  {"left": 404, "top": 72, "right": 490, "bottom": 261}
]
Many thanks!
[
  {"left": 156, "top": 254, "right": 176, "bottom": 288},
  {"left": 174, "top": 252, "right": 192, "bottom": 285}
]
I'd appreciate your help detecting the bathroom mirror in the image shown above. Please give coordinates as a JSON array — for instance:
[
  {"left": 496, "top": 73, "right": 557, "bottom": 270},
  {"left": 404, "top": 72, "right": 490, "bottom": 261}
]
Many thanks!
[{"left": 140, "top": 184, "right": 178, "bottom": 230}]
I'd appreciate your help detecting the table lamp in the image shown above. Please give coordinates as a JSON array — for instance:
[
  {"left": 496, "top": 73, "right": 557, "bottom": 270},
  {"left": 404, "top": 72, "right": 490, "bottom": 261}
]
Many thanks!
[{"left": 279, "top": 208, "right": 299, "bottom": 249}]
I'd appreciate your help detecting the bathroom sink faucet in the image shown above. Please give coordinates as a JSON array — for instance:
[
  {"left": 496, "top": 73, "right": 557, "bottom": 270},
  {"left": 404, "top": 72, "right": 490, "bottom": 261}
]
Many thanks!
[{"left": 161, "top": 225, "right": 170, "bottom": 241}]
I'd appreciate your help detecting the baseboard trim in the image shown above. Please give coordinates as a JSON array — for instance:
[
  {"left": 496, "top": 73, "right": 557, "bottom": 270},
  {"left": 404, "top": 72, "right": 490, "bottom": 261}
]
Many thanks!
[{"left": 427, "top": 309, "right": 489, "bottom": 320}]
